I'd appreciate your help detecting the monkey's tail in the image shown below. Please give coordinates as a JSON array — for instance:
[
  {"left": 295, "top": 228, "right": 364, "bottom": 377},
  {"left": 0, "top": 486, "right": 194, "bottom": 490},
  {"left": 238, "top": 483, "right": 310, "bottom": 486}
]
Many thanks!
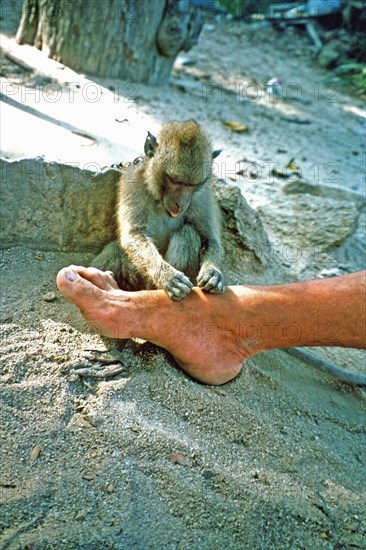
[{"left": 284, "top": 347, "right": 366, "bottom": 386}]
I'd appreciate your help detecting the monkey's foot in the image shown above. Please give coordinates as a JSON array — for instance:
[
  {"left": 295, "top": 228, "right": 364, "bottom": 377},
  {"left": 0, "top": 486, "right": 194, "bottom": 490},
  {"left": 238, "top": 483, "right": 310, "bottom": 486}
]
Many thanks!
[
  {"left": 63, "top": 348, "right": 128, "bottom": 379},
  {"left": 69, "top": 363, "right": 127, "bottom": 379}
]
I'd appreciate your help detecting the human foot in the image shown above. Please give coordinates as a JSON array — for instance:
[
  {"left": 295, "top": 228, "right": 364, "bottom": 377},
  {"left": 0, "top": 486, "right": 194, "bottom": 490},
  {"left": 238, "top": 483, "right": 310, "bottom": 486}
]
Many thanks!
[
  {"left": 56, "top": 266, "right": 134, "bottom": 339},
  {"left": 56, "top": 266, "right": 256, "bottom": 384}
]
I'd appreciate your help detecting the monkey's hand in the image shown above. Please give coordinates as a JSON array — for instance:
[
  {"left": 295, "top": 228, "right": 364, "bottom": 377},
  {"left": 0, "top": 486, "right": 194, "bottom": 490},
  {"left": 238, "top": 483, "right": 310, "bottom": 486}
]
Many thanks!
[
  {"left": 197, "top": 265, "right": 224, "bottom": 294},
  {"left": 161, "top": 268, "right": 193, "bottom": 301}
]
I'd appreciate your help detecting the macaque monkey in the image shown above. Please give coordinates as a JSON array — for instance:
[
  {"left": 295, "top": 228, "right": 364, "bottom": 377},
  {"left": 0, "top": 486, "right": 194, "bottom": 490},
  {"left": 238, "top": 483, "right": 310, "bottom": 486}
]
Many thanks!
[{"left": 93, "top": 119, "right": 224, "bottom": 300}]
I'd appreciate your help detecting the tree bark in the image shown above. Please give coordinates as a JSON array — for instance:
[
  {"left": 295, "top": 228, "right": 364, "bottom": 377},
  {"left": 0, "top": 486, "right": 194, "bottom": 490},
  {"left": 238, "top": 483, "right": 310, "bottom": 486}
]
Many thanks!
[{"left": 16, "top": 0, "right": 203, "bottom": 85}]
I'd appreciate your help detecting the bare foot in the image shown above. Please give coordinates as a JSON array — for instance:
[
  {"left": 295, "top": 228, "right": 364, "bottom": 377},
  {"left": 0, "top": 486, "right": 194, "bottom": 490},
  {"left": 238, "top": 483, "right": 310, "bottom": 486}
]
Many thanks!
[
  {"left": 56, "top": 267, "right": 366, "bottom": 384},
  {"left": 56, "top": 266, "right": 258, "bottom": 385}
]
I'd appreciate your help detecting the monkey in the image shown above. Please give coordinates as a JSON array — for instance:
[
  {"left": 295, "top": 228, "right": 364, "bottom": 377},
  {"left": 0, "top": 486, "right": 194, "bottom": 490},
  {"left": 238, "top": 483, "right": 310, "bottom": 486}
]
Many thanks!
[{"left": 92, "top": 119, "right": 224, "bottom": 300}]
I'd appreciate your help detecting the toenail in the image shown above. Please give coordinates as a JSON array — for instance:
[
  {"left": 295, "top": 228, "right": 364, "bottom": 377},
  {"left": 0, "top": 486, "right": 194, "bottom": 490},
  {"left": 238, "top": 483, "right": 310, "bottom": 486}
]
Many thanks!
[{"left": 65, "top": 269, "right": 79, "bottom": 282}]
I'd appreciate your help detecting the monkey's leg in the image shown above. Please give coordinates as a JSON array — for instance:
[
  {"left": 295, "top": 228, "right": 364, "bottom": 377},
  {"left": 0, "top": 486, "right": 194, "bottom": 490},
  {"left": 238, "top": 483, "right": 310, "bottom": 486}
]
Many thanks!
[
  {"left": 165, "top": 225, "right": 201, "bottom": 281},
  {"left": 91, "top": 241, "right": 144, "bottom": 291},
  {"left": 92, "top": 241, "right": 123, "bottom": 276}
]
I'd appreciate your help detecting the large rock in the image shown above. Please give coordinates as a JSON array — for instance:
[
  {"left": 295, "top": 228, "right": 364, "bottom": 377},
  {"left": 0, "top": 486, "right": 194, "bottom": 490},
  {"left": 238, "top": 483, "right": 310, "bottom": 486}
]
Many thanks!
[
  {"left": 1, "top": 158, "right": 119, "bottom": 251},
  {"left": 256, "top": 180, "right": 365, "bottom": 276},
  {"left": 214, "top": 180, "right": 270, "bottom": 278}
]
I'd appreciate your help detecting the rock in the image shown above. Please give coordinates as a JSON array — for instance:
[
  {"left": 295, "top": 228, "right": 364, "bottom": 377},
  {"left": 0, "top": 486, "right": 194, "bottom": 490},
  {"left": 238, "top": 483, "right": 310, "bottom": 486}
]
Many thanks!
[
  {"left": 42, "top": 291, "right": 57, "bottom": 302},
  {"left": 317, "top": 39, "right": 346, "bottom": 69},
  {"left": 282, "top": 179, "right": 365, "bottom": 206},
  {"left": 282, "top": 180, "right": 323, "bottom": 196},
  {"left": 257, "top": 188, "right": 364, "bottom": 276},
  {"left": 213, "top": 179, "right": 271, "bottom": 274},
  {"left": 1, "top": 158, "right": 119, "bottom": 252}
]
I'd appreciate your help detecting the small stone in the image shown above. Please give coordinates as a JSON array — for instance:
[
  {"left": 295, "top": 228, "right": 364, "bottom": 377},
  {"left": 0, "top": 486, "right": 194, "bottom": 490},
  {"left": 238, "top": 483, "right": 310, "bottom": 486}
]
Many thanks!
[
  {"left": 176, "top": 56, "right": 196, "bottom": 66},
  {"left": 318, "top": 268, "right": 343, "bottom": 278},
  {"left": 171, "top": 453, "right": 191, "bottom": 466},
  {"left": 42, "top": 291, "right": 57, "bottom": 302}
]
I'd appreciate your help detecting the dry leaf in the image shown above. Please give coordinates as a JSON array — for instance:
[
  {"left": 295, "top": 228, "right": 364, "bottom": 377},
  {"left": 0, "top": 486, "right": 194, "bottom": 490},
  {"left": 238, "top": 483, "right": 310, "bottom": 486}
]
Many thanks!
[
  {"left": 30, "top": 445, "right": 41, "bottom": 460},
  {"left": 223, "top": 121, "right": 248, "bottom": 133},
  {"left": 270, "top": 168, "right": 289, "bottom": 179},
  {"left": 286, "top": 158, "right": 299, "bottom": 172}
]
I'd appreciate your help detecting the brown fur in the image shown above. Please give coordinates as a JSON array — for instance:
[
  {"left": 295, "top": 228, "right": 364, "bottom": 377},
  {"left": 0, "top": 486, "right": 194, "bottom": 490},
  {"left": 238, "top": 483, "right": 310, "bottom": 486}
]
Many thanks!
[{"left": 93, "top": 120, "right": 224, "bottom": 300}]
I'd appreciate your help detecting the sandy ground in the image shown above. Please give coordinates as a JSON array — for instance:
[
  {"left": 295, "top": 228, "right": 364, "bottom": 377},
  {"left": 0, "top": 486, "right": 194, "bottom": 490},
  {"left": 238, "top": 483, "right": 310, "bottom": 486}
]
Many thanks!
[{"left": 1, "top": 7, "right": 366, "bottom": 550}]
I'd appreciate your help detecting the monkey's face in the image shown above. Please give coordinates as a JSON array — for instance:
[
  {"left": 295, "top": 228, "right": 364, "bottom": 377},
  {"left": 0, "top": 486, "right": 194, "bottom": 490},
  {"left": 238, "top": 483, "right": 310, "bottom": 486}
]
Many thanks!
[
  {"left": 146, "top": 120, "right": 214, "bottom": 216},
  {"left": 162, "top": 174, "right": 197, "bottom": 217}
]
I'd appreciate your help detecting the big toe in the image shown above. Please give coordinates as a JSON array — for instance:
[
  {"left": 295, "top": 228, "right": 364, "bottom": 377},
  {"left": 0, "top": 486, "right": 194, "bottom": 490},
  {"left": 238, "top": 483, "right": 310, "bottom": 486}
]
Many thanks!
[{"left": 56, "top": 267, "right": 105, "bottom": 310}]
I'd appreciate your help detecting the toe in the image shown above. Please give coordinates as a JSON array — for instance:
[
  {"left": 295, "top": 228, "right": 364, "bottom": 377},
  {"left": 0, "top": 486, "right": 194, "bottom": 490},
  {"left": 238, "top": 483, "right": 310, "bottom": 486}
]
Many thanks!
[
  {"left": 71, "top": 266, "right": 119, "bottom": 291},
  {"left": 56, "top": 266, "right": 106, "bottom": 307}
]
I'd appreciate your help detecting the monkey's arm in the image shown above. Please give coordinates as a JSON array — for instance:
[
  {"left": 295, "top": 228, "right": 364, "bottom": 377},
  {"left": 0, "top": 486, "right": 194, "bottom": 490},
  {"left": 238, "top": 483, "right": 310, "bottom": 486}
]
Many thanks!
[
  {"left": 121, "top": 227, "right": 193, "bottom": 300},
  {"left": 118, "top": 195, "right": 193, "bottom": 300},
  {"left": 191, "top": 188, "right": 224, "bottom": 293}
]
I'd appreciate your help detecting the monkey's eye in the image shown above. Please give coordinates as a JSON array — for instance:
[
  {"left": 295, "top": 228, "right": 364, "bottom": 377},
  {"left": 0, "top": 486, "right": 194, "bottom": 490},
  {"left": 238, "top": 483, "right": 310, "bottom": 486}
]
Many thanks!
[
  {"left": 166, "top": 174, "right": 184, "bottom": 186},
  {"left": 165, "top": 173, "right": 204, "bottom": 189}
]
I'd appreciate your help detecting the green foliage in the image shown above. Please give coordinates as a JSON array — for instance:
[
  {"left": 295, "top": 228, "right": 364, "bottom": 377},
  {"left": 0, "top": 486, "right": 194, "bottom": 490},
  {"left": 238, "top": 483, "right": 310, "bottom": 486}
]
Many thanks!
[
  {"left": 334, "top": 63, "right": 366, "bottom": 96},
  {"left": 351, "top": 67, "right": 366, "bottom": 95}
]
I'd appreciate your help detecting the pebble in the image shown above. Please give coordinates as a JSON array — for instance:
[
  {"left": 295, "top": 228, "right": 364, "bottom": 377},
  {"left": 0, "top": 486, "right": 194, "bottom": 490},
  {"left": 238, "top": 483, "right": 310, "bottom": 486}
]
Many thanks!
[
  {"left": 171, "top": 453, "right": 191, "bottom": 467},
  {"left": 42, "top": 291, "right": 57, "bottom": 302},
  {"left": 318, "top": 267, "right": 343, "bottom": 278}
]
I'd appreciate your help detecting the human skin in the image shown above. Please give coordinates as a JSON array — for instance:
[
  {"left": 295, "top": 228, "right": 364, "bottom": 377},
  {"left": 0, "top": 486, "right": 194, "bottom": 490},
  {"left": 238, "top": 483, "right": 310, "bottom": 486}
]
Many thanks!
[{"left": 56, "top": 267, "right": 366, "bottom": 385}]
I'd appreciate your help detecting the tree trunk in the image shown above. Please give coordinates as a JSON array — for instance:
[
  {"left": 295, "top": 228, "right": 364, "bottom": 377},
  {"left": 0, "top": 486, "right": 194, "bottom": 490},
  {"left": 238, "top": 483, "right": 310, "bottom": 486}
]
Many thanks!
[{"left": 16, "top": 0, "right": 203, "bottom": 85}]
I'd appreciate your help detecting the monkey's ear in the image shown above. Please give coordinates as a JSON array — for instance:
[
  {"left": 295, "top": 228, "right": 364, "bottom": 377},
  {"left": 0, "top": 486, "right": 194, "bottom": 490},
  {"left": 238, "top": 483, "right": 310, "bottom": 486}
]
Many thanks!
[
  {"left": 144, "top": 131, "right": 159, "bottom": 158},
  {"left": 212, "top": 149, "right": 222, "bottom": 159}
]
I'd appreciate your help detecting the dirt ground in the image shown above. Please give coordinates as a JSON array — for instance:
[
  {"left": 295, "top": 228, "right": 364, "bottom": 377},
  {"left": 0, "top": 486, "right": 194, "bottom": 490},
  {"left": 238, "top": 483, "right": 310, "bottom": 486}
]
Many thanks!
[{"left": 1, "top": 7, "right": 366, "bottom": 550}]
